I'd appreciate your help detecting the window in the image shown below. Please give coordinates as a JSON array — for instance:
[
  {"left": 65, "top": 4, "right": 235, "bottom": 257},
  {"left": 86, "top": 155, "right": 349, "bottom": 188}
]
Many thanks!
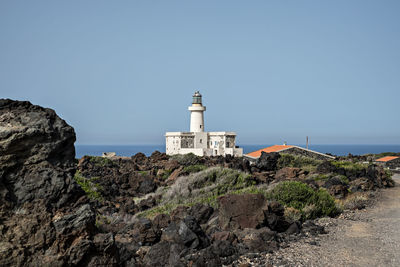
[
  {"left": 200, "top": 125, "right": 202, "bottom": 128},
  {"left": 200, "top": 139, "right": 202, "bottom": 143}
]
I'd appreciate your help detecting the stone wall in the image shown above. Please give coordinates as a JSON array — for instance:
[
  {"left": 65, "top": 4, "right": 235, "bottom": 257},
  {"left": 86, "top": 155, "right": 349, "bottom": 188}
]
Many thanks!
[{"left": 386, "top": 158, "right": 400, "bottom": 169}]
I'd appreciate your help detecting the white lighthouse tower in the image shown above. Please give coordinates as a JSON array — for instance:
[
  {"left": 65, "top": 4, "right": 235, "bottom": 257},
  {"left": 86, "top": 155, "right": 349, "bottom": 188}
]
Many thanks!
[
  {"left": 165, "top": 91, "right": 243, "bottom": 157},
  {"left": 188, "top": 91, "right": 206, "bottom": 132}
]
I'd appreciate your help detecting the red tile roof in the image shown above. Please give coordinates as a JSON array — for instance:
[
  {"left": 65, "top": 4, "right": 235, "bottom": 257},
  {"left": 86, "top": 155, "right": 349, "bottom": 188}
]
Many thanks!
[
  {"left": 375, "top": 156, "right": 399, "bottom": 162},
  {"left": 246, "top": 145, "right": 293, "bottom": 158}
]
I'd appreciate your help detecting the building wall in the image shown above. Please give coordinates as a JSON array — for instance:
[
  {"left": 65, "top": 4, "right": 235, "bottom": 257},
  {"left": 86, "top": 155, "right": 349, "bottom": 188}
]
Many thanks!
[
  {"left": 208, "top": 134, "right": 225, "bottom": 156},
  {"left": 166, "top": 136, "right": 181, "bottom": 155},
  {"left": 166, "top": 131, "right": 241, "bottom": 157},
  {"left": 194, "top": 132, "right": 208, "bottom": 150}
]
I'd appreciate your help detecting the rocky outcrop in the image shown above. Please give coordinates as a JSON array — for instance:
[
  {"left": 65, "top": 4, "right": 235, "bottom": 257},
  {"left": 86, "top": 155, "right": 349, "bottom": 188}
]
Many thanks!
[
  {"left": 275, "top": 167, "right": 307, "bottom": 180},
  {"left": 0, "top": 99, "right": 80, "bottom": 208},
  {"left": 255, "top": 152, "right": 281, "bottom": 171},
  {"left": 218, "top": 194, "right": 290, "bottom": 232},
  {"left": 218, "top": 194, "right": 268, "bottom": 230},
  {"left": 0, "top": 100, "right": 118, "bottom": 266}
]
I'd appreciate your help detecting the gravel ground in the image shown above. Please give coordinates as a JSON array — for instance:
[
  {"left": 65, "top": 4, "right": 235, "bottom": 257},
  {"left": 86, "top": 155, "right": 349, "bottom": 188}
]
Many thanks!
[{"left": 233, "top": 174, "right": 400, "bottom": 267}]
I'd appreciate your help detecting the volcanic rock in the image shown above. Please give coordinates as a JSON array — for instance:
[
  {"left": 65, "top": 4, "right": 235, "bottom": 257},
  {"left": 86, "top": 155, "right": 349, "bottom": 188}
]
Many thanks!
[
  {"left": 218, "top": 193, "right": 268, "bottom": 230},
  {"left": 0, "top": 99, "right": 80, "bottom": 208},
  {"left": 0, "top": 99, "right": 119, "bottom": 266},
  {"left": 255, "top": 152, "right": 281, "bottom": 171}
]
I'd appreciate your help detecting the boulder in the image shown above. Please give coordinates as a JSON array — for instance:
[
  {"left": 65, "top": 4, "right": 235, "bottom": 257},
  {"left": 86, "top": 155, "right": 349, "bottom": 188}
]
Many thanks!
[
  {"left": 275, "top": 167, "right": 304, "bottom": 180},
  {"left": 211, "top": 231, "right": 238, "bottom": 244},
  {"left": 183, "top": 240, "right": 238, "bottom": 266},
  {"left": 161, "top": 216, "right": 209, "bottom": 249},
  {"left": 316, "top": 161, "right": 338, "bottom": 174},
  {"left": 170, "top": 205, "right": 190, "bottom": 222},
  {"left": 235, "top": 227, "right": 278, "bottom": 253},
  {"left": 349, "top": 177, "right": 374, "bottom": 192},
  {"left": 152, "top": 213, "right": 171, "bottom": 229},
  {"left": 189, "top": 203, "right": 214, "bottom": 224},
  {"left": 142, "top": 241, "right": 185, "bottom": 267},
  {"left": 255, "top": 152, "right": 281, "bottom": 171},
  {"left": 0, "top": 99, "right": 81, "bottom": 208},
  {"left": 218, "top": 194, "right": 268, "bottom": 230},
  {"left": 0, "top": 99, "right": 120, "bottom": 266},
  {"left": 252, "top": 171, "right": 275, "bottom": 183},
  {"left": 129, "top": 218, "right": 161, "bottom": 246}
]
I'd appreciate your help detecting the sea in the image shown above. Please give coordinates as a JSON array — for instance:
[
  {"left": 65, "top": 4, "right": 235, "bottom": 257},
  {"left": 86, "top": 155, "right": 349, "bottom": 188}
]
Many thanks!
[{"left": 75, "top": 144, "right": 400, "bottom": 159}]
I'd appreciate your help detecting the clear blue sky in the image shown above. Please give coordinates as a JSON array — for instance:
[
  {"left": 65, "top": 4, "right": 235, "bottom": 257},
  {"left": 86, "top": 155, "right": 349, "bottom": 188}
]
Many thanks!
[{"left": 1, "top": 1, "right": 399, "bottom": 145}]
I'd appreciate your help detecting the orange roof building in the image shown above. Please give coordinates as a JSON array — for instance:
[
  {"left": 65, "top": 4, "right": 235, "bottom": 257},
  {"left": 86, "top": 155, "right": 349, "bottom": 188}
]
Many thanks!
[
  {"left": 245, "top": 144, "right": 335, "bottom": 160},
  {"left": 246, "top": 145, "right": 293, "bottom": 158},
  {"left": 375, "top": 156, "right": 399, "bottom": 162}
]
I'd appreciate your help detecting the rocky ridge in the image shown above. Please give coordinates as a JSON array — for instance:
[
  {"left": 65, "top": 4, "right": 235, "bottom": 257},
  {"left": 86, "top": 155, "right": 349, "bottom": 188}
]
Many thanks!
[{"left": 0, "top": 99, "right": 395, "bottom": 266}]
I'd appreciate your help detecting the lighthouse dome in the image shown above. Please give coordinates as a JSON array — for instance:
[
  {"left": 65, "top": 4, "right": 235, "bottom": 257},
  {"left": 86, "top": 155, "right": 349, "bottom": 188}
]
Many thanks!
[{"left": 192, "top": 91, "right": 202, "bottom": 104}]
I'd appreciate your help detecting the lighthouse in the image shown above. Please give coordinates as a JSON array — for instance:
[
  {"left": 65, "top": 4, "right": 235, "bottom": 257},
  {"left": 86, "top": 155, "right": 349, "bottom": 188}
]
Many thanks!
[
  {"left": 188, "top": 91, "right": 206, "bottom": 132},
  {"left": 165, "top": 91, "right": 243, "bottom": 157}
]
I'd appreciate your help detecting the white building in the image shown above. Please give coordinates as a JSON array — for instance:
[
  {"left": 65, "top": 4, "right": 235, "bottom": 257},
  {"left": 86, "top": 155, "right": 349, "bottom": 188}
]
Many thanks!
[{"left": 165, "top": 91, "right": 243, "bottom": 157}]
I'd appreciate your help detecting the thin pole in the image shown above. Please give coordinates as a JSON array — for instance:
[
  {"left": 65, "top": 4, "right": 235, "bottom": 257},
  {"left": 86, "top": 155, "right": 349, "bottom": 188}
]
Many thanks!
[{"left": 306, "top": 136, "right": 309, "bottom": 150}]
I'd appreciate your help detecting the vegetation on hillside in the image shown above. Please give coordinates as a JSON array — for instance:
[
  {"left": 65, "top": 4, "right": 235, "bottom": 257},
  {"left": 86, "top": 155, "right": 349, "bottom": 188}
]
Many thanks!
[
  {"left": 277, "top": 153, "right": 322, "bottom": 172},
  {"left": 331, "top": 160, "right": 367, "bottom": 172},
  {"left": 266, "top": 181, "right": 339, "bottom": 221},
  {"left": 170, "top": 153, "right": 201, "bottom": 166},
  {"left": 137, "top": 167, "right": 255, "bottom": 218},
  {"left": 74, "top": 170, "right": 104, "bottom": 201},
  {"left": 87, "top": 156, "right": 116, "bottom": 167}
]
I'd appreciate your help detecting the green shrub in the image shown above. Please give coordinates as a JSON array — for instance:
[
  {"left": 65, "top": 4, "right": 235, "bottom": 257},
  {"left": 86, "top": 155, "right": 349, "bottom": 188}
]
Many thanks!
[
  {"left": 310, "top": 189, "right": 340, "bottom": 218},
  {"left": 266, "top": 181, "right": 338, "bottom": 220},
  {"left": 170, "top": 153, "right": 201, "bottom": 166},
  {"left": 160, "top": 169, "right": 173, "bottom": 180},
  {"left": 338, "top": 175, "right": 350, "bottom": 185},
  {"left": 277, "top": 154, "right": 322, "bottom": 172},
  {"left": 88, "top": 156, "right": 115, "bottom": 167},
  {"left": 74, "top": 171, "right": 103, "bottom": 202},
  {"left": 331, "top": 161, "right": 367, "bottom": 172},
  {"left": 312, "top": 174, "right": 330, "bottom": 181},
  {"left": 182, "top": 164, "right": 207, "bottom": 174}
]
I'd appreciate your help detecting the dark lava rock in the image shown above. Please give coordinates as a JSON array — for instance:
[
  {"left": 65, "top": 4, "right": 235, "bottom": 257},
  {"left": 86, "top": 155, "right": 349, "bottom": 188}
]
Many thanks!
[
  {"left": 170, "top": 205, "right": 190, "bottom": 222},
  {"left": 235, "top": 227, "right": 278, "bottom": 253},
  {"left": 129, "top": 218, "right": 161, "bottom": 246},
  {"left": 153, "top": 213, "right": 171, "bottom": 229},
  {"left": 285, "top": 221, "right": 301, "bottom": 235},
  {"left": 162, "top": 216, "right": 210, "bottom": 249},
  {"left": 367, "top": 164, "right": 395, "bottom": 188},
  {"left": 0, "top": 99, "right": 81, "bottom": 208},
  {"left": 211, "top": 231, "right": 238, "bottom": 244},
  {"left": 316, "top": 160, "right": 338, "bottom": 174},
  {"left": 189, "top": 203, "right": 214, "bottom": 224},
  {"left": 255, "top": 152, "right": 281, "bottom": 171},
  {"left": 275, "top": 167, "right": 305, "bottom": 180},
  {"left": 301, "top": 220, "right": 327, "bottom": 235},
  {"left": 142, "top": 241, "right": 185, "bottom": 267},
  {"left": 0, "top": 99, "right": 120, "bottom": 266},
  {"left": 184, "top": 240, "right": 238, "bottom": 266},
  {"left": 218, "top": 193, "right": 268, "bottom": 230}
]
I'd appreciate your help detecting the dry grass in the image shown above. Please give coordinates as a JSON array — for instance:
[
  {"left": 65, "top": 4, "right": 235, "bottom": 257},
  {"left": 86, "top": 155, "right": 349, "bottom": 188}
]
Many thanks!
[{"left": 338, "top": 192, "right": 370, "bottom": 210}]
